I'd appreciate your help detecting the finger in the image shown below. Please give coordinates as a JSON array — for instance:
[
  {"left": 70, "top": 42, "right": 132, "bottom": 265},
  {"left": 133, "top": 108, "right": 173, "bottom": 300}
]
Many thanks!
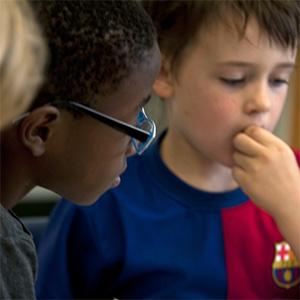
[
  {"left": 244, "top": 125, "right": 278, "bottom": 147},
  {"left": 232, "top": 165, "right": 248, "bottom": 188},
  {"left": 233, "top": 132, "right": 265, "bottom": 157},
  {"left": 232, "top": 150, "right": 256, "bottom": 170}
]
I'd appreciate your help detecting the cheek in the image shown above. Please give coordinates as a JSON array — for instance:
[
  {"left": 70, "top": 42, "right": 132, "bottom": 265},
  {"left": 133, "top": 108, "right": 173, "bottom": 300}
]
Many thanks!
[
  {"left": 172, "top": 95, "right": 238, "bottom": 155},
  {"left": 187, "top": 79, "right": 237, "bottom": 122},
  {"left": 81, "top": 146, "right": 125, "bottom": 193},
  {"left": 72, "top": 133, "right": 128, "bottom": 180},
  {"left": 269, "top": 95, "right": 287, "bottom": 131},
  {"left": 193, "top": 97, "right": 239, "bottom": 148},
  {"left": 184, "top": 93, "right": 238, "bottom": 131},
  {"left": 95, "top": 137, "right": 130, "bottom": 170}
]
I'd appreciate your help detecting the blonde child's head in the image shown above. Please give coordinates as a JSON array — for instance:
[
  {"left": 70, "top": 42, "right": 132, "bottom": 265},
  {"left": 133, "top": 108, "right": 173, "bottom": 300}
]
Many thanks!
[{"left": 0, "top": 0, "right": 47, "bottom": 129}]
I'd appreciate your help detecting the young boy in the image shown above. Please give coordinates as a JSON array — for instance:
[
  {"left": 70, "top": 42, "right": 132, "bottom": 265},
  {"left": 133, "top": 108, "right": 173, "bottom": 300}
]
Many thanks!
[
  {"left": 0, "top": 1, "right": 160, "bottom": 299},
  {"left": 36, "top": 1, "right": 300, "bottom": 299}
]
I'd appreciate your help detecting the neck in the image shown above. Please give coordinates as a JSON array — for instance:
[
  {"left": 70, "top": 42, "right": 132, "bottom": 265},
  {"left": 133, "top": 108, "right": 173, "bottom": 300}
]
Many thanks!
[
  {"left": 0, "top": 129, "right": 35, "bottom": 209},
  {"left": 160, "top": 129, "right": 238, "bottom": 192}
]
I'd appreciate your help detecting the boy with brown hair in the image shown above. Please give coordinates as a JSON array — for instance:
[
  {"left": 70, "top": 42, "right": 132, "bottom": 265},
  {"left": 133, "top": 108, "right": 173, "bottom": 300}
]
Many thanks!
[
  {"left": 36, "top": 1, "right": 300, "bottom": 298},
  {"left": 0, "top": 0, "right": 160, "bottom": 299}
]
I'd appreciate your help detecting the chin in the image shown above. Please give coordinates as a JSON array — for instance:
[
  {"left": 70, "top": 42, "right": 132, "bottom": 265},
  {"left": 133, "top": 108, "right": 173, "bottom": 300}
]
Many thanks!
[
  {"left": 69, "top": 196, "right": 98, "bottom": 206},
  {"left": 69, "top": 188, "right": 106, "bottom": 206},
  {"left": 223, "top": 160, "right": 235, "bottom": 169},
  {"left": 214, "top": 152, "right": 235, "bottom": 169},
  {"left": 220, "top": 145, "right": 236, "bottom": 168}
]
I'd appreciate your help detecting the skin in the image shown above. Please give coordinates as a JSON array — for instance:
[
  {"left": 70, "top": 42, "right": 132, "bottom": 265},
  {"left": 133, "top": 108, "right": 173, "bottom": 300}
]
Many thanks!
[
  {"left": 0, "top": 44, "right": 161, "bottom": 208},
  {"left": 153, "top": 18, "right": 299, "bottom": 258}
]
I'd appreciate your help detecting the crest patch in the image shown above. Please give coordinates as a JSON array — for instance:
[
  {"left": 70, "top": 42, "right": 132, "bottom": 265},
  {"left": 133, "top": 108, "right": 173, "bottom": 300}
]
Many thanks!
[{"left": 272, "top": 241, "right": 300, "bottom": 289}]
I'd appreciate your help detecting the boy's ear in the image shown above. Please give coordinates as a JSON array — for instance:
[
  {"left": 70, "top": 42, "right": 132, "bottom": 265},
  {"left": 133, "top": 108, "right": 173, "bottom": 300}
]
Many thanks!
[
  {"left": 20, "top": 106, "right": 60, "bottom": 157},
  {"left": 153, "top": 57, "right": 175, "bottom": 100}
]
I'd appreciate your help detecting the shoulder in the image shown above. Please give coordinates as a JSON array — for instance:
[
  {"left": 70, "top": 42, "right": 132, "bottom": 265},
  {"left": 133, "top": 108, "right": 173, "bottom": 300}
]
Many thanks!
[
  {"left": 0, "top": 205, "right": 32, "bottom": 241},
  {"left": 0, "top": 206, "right": 37, "bottom": 300}
]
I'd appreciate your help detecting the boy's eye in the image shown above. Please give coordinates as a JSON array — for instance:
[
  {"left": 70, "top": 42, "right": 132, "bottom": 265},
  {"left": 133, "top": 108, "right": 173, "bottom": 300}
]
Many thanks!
[
  {"left": 269, "top": 78, "right": 289, "bottom": 87},
  {"left": 219, "top": 77, "right": 245, "bottom": 86}
]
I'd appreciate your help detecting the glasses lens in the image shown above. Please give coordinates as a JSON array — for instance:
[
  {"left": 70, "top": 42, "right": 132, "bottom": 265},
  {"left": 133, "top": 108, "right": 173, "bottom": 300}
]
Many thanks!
[{"left": 132, "top": 109, "right": 156, "bottom": 155}]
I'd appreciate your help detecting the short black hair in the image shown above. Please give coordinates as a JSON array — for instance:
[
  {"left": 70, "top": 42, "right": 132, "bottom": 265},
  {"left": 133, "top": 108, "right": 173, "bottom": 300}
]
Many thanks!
[{"left": 30, "top": 0, "right": 156, "bottom": 109}]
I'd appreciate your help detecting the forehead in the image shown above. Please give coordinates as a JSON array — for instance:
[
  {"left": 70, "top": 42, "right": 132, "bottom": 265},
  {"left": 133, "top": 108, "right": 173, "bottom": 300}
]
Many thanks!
[{"left": 179, "top": 17, "right": 296, "bottom": 68}]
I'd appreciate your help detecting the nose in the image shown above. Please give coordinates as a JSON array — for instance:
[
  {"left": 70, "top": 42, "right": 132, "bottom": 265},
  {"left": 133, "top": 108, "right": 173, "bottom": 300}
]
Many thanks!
[
  {"left": 244, "top": 82, "right": 271, "bottom": 115},
  {"left": 126, "top": 141, "right": 136, "bottom": 157}
]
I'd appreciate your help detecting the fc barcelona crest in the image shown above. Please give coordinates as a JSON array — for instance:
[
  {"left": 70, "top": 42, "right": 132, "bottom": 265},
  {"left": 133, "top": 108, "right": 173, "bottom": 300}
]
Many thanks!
[{"left": 272, "top": 241, "right": 300, "bottom": 289}]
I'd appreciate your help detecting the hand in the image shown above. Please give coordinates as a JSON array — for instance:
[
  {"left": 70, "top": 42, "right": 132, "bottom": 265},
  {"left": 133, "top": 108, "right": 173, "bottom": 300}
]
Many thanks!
[{"left": 232, "top": 125, "right": 300, "bottom": 219}]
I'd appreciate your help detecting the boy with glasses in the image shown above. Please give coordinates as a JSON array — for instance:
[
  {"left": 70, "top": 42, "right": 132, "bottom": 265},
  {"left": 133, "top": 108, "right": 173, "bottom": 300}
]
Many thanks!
[
  {"left": 1, "top": 0, "right": 160, "bottom": 207},
  {"left": 0, "top": 0, "right": 160, "bottom": 298},
  {"left": 36, "top": 0, "right": 300, "bottom": 299}
]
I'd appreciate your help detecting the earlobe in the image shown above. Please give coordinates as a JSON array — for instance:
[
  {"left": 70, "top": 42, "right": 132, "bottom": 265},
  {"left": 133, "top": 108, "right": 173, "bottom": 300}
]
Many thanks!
[
  {"left": 20, "top": 106, "right": 60, "bottom": 157},
  {"left": 153, "top": 57, "right": 175, "bottom": 100}
]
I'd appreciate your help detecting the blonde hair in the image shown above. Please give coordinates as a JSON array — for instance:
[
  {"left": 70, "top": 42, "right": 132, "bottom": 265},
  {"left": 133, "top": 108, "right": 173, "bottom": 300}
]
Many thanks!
[{"left": 0, "top": 0, "right": 47, "bottom": 129}]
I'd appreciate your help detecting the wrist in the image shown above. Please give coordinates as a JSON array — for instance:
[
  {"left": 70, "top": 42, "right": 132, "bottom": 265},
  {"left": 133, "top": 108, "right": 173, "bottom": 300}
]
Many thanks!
[{"left": 273, "top": 194, "right": 300, "bottom": 229}]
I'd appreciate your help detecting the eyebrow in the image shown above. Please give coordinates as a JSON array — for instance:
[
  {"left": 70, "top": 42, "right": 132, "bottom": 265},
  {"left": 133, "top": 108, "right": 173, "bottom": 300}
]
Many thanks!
[
  {"left": 217, "top": 61, "right": 296, "bottom": 69},
  {"left": 275, "top": 63, "right": 296, "bottom": 69}
]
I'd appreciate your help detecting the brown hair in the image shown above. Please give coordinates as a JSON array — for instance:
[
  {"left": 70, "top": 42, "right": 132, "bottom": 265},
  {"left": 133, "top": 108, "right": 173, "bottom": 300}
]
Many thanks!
[
  {"left": 143, "top": 0, "right": 300, "bottom": 74},
  {"left": 0, "top": 0, "right": 47, "bottom": 129}
]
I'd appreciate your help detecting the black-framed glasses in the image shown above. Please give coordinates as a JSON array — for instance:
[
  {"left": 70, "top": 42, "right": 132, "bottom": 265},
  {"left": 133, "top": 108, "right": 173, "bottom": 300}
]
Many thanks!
[{"left": 15, "top": 101, "right": 156, "bottom": 155}]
